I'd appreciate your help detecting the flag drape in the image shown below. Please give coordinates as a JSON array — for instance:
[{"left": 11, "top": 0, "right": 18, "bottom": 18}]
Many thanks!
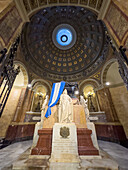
[{"left": 45, "top": 81, "right": 65, "bottom": 118}]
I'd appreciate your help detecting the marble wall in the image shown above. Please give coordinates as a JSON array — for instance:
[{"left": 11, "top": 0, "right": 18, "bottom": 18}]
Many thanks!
[
  {"left": 97, "top": 88, "right": 119, "bottom": 122},
  {"left": 14, "top": 88, "right": 34, "bottom": 122},
  {"left": 109, "top": 85, "right": 128, "bottom": 137},
  {"left": 5, "top": 123, "right": 35, "bottom": 142},
  {"left": 0, "top": 87, "right": 22, "bottom": 137},
  {"left": 95, "top": 122, "right": 128, "bottom": 146}
]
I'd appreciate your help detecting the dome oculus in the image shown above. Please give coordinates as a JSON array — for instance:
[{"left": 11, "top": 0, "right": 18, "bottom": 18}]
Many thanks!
[
  {"left": 56, "top": 29, "right": 72, "bottom": 46},
  {"left": 52, "top": 24, "right": 76, "bottom": 50}
]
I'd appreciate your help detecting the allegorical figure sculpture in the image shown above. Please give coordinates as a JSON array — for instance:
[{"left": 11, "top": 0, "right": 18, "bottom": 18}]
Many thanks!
[
  {"left": 41, "top": 95, "right": 49, "bottom": 122},
  {"left": 32, "top": 95, "right": 49, "bottom": 147},
  {"left": 80, "top": 95, "right": 90, "bottom": 122},
  {"left": 58, "top": 89, "right": 73, "bottom": 123}
]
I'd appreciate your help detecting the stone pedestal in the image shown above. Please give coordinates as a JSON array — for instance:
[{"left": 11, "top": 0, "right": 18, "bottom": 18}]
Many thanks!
[
  {"left": 87, "top": 122, "right": 99, "bottom": 150},
  {"left": 49, "top": 123, "right": 80, "bottom": 163},
  {"left": 77, "top": 128, "right": 99, "bottom": 155},
  {"left": 31, "top": 128, "right": 52, "bottom": 155},
  {"left": 32, "top": 121, "right": 43, "bottom": 147}
]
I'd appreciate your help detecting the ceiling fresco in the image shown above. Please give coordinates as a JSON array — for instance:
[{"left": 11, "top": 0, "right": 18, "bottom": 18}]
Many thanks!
[{"left": 21, "top": 6, "right": 108, "bottom": 82}]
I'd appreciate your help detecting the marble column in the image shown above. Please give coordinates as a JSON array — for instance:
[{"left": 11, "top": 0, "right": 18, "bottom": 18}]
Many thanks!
[
  {"left": 13, "top": 88, "right": 34, "bottom": 122},
  {"left": 13, "top": 88, "right": 27, "bottom": 122},
  {"left": 97, "top": 88, "right": 119, "bottom": 122},
  {"left": 20, "top": 88, "right": 33, "bottom": 122}
]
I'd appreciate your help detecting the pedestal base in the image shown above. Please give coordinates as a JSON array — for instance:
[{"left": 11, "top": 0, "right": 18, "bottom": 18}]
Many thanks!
[
  {"left": 49, "top": 123, "right": 80, "bottom": 163},
  {"left": 77, "top": 128, "right": 99, "bottom": 155},
  {"left": 31, "top": 128, "right": 52, "bottom": 155},
  {"left": 31, "top": 126, "right": 99, "bottom": 156},
  {"left": 32, "top": 122, "right": 43, "bottom": 147}
]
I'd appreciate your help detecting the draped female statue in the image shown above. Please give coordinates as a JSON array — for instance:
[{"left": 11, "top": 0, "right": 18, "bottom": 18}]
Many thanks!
[
  {"left": 41, "top": 95, "right": 49, "bottom": 122},
  {"left": 58, "top": 89, "right": 73, "bottom": 123},
  {"left": 80, "top": 95, "right": 90, "bottom": 122}
]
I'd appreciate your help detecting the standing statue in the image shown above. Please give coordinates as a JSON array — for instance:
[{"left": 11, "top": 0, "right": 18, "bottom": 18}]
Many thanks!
[
  {"left": 32, "top": 95, "right": 49, "bottom": 147},
  {"left": 41, "top": 95, "right": 49, "bottom": 122},
  {"left": 58, "top": 89, "right": 73, "bottom": 123},
  {"left": 80, "top": 95, "right": 90, "bottom": 122}
]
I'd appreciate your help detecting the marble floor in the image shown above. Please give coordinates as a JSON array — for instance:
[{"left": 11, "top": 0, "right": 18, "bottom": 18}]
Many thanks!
[
  {"left": 0, "top": 140, "right": 33, "bottom": 170},
  {"left": 0, "top": 140, "right": 128, "bottom": 170},
  {"left": 98, "top": 140, "right": 128, "bottom": 170}
]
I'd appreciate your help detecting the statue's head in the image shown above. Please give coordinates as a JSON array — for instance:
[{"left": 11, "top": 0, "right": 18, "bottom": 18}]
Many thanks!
[{"left": 63, "top": 89, "right": 67, "bottom": 94}]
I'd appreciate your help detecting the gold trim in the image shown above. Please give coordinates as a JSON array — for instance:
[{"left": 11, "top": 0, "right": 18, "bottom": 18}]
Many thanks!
[
  {"left": 0, "top": 1, "right": 15, "bottom": 19},
  {"left": 26, "top": 112, "right": 41, "bottom": 115},
  {"left": 11, "top": 122, "right": 36, "bottom": 125},
  {"left": 113, "top": 0, "right": 128, "bottom": 16},
  {"left": 0, "top": 37, "right": 5, "bottom": 47},
  {"left": 122, "top": 32, "right": 128, "bottom": 46},
  {"left": 104, "top": 19, "right": 120, "bottom": 47},
  {"left": 6, "top": 22, "right": 23, "bottom": 49},
  {"left": 94, "top": 122, "right": 121, "bottom": 125}
]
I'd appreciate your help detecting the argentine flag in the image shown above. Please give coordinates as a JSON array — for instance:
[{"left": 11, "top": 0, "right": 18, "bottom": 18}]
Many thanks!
[{"left": 45, "top": 81, "right": 65, "bottom": 118}]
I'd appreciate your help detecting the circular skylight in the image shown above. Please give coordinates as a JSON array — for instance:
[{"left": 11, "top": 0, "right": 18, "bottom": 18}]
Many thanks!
[
  {"left": 52, "top": 24, "right": 76, "bottom": 50},
  {"left": 56, "top": 29, "right": 72, "bottom": 46}
]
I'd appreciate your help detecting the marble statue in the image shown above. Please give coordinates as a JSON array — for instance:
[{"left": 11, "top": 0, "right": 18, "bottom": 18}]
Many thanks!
[
  {"left": 41, "top": 95, "right": 49, "bottom": 122},
  {"left": 58, "top": 89, "right": 73, "bottom": 123},
  {"left": 80, "top": 95, "right": 90, "bottom": 122},
  {"left": 32, "top": 95, "right": 49, "bottom": 147}
]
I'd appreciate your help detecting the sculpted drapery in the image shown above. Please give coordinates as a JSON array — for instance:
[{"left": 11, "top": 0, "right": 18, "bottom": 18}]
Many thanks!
[
  {"left": 58, "top": 89, "right": 73, "bottom": 123},
  {"left": 80, "top": 95, "right": 90, "bottom": 122}
]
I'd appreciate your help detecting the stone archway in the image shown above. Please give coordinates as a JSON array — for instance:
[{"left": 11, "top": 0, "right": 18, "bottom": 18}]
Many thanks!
[
  {"left": 14, "top": 61, "right": 29, "bottom": 87},
  {"left": 79, "top": 79, "right": 100, "bottom": 112},
  {"left": 101, "top": 58, "right": 124, "bottom": 87}
]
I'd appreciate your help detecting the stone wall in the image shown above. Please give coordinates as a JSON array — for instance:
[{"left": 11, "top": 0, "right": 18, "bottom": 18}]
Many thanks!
[
  {"left": 0, "top": 87, "right": 22, "bottom": 137},
  {"left": 109, "top": 85, "right": 128, "bottom": 137}
]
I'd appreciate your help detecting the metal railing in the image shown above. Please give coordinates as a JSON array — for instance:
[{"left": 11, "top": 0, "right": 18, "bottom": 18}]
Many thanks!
[{"left": 0, "top": 37, "right": 20, "bottom": 117}]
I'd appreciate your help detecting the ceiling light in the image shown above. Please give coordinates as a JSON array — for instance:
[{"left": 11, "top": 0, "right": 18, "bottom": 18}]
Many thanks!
[
  {"left": 106, "top": 82, "right": 110, "bottom": 86},
  {"left": 28, "top": 84, "right": 32, "bottom": 88},
  {"left": 74, "top": 90, "right": 79, "bottom": 95}
]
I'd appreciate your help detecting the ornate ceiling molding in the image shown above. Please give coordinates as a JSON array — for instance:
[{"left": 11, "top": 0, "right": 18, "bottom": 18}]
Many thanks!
[
  {"left": 21, "top": 6, "right": 109, "bottom": 82},
  {"left": 22, "top": 0, "right": 104, "bottom": 16}
]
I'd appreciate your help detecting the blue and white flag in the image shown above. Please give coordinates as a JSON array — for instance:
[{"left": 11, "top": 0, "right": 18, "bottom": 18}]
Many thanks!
[{"left": 45, "top": 81, "right": 65, "bottom": 118}]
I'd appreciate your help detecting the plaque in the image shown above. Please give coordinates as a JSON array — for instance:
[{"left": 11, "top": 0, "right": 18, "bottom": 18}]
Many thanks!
[{"left": 60, "top": 126, "right": 70, "bottom": 138}]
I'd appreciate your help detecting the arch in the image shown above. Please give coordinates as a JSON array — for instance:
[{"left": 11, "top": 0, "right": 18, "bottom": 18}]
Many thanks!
[
  {"left": 79, "top": 79, "right": 99, "bottom": 112},
  {"left": 101, "top": 58, "right": 124, "bottom": 87},
  {"left": 34, "top": 84, "right": 48, "bottom": 94},
  {"left": 31, "top": 79, "right": 52, "bottom": 94},
  {"left": 79, "top": 78, "right": 100, "bottom": 93},
  {"left": 101, "top": 58, "right": 117, "bottom": 85},
  {"left": 13, "top": 61, "right": 29, "bottom": 87}
]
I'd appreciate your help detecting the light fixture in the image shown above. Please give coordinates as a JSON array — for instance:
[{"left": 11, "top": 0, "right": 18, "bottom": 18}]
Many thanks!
[
  {"left": 28, "top": 84, "right": 32, "bottom": 88},
  {"left": 87, "top": 91, "right": 93, "bottom": 97},
  {"left": 106, "top": 82, "right": 110, "bottom": 86},
  {"left": 74, "top": 90, "right": 79, "bottom": 95}
]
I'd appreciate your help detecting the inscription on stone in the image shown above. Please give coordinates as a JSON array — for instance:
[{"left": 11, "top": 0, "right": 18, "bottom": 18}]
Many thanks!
[{"left": 60, "top": 126, "right": 70, "bottom": 138}]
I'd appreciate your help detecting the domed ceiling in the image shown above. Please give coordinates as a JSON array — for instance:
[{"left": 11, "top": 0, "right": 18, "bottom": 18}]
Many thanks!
[{"left": 21, "top": 6, "right": 108, "bottom": 82}]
